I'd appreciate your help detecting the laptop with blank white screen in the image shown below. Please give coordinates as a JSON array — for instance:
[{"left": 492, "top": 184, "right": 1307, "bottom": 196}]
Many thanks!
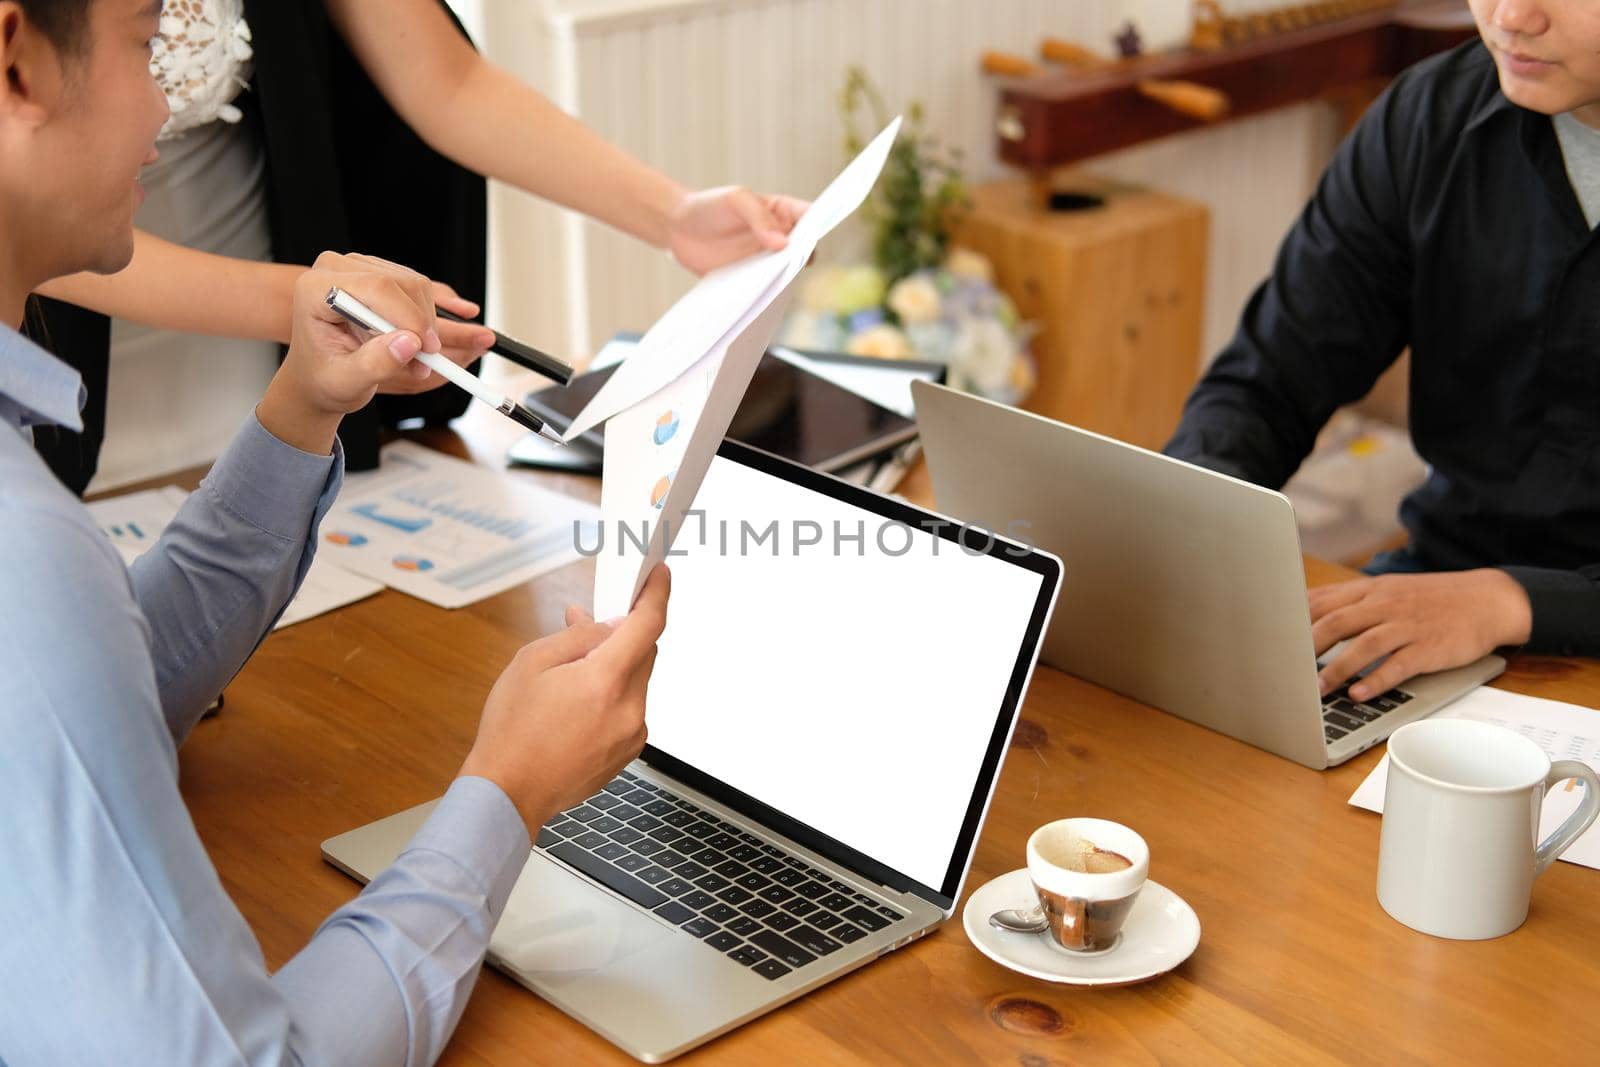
[
  {"left": 912, "top": 380, "right": 1504, "bottom": 771},
  {"left": 322, "top": 439, "right": 1062, "bottom": 1062}
]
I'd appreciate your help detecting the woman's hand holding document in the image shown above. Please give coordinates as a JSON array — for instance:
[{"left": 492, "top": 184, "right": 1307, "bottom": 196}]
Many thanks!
[{"left": 564, "top": 119, "right": 905, "bottom": 618}]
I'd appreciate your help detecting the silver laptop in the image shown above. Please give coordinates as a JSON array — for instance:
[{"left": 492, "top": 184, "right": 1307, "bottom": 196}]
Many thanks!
[
  {"left": 323, "top": 439, "right": 1062, "bottom": 1062},
  {"left": 912, "top": 381, "right": 1504, "bottom": 770}
]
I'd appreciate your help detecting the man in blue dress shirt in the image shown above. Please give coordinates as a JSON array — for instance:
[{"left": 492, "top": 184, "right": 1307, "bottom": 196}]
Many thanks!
[{"left": 0, "top": 2, "right": 671, "bottom": 1063}]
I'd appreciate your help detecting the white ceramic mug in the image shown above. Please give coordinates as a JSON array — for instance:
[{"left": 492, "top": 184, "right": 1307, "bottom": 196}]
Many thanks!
[{"left": 1377, "top": 718, "right": 1600, "bottom": 940}]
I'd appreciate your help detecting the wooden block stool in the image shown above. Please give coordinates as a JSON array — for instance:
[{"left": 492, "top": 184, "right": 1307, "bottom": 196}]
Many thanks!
[{"left": 955, "top": 177, "right": 1209, "bottom": 451}]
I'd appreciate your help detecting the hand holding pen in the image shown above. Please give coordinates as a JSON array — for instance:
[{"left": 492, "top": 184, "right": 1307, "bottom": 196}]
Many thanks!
[
  {"left": 424, "top": 283, "right": 499, "bottom": 369},
  {"left": 260, "top": 254, "right": 516, "bottom": 456},
  {"left": 323, "top": 283, "right": 569, "bottom": 443}
]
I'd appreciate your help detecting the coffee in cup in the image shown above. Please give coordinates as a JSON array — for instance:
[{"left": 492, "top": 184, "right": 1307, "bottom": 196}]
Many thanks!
[
  {"left": 1026, "top": 818, "right": 1149, "bottom": 952},
  {"left": 1050, "top": 838, "right": 1134, "bottom": 873}
]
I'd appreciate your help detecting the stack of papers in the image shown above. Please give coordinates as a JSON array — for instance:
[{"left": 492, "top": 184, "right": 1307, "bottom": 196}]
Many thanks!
[
  {"left": 1348, "top": 687, "right": 1600, "bottom": 871},
  {"left": 563, "top": 118, "right": 904, "bottom": 618},
  {"left": 321, "top": 441, "right": 600, "bottom": 610},
  {"left": 87, "top": 486, "right": 383, "bottom": 629},
  {"left": 87, "top": 441, "right": 602, "bottom": 617}
]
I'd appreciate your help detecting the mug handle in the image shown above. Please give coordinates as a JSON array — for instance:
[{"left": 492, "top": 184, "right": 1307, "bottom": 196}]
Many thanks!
[{"left": 1534, "top": 761, "right": 1600, "bottom": 877}]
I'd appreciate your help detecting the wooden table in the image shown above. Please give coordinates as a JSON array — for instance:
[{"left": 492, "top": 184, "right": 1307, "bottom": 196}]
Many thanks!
[{"left": 173, "top": 415, "right": 1600, "bottom": 1065}]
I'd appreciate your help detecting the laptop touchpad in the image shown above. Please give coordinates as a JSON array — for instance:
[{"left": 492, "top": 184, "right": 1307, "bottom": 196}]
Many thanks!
[{"left": 489, "top": 853, "right": 672, "bottom": 977}]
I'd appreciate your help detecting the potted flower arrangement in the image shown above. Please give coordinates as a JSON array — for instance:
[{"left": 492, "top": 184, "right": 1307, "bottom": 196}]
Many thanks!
[{"left": 779, "top": 69, "right": 1035, "bottom": 404}]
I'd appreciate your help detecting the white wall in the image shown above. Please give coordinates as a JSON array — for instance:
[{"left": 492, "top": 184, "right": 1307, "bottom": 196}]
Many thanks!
[{"left": 469, "top": 0, "right": 1342, "bottom": 368}]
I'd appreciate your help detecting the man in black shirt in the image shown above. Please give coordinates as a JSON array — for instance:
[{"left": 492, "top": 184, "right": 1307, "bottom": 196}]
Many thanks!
[{"left": 1165, "top": 1, "right": 1600, "bottom": 703}]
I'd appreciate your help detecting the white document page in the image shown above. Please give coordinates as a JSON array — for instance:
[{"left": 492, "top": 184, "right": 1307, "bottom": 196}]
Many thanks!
[
  {"left": 322, "top": 441, "right": 599, "bottom": 609},
  {"left": 1348, "top": 687, "right": 1600, "bottom": 870},
  {"left": 562, "top": 253, "right": 792, "bottom": 441},
  {"left": 592, "top": 281, "right": 797, "bottom": 616},
  {"left": 85, "top": 486, "right": 383, "bottom": 629},
  {"left": 576, "top": 118, "right": 903, "bottom": 617},
  {"left": 276, "top": 563, "right": 386, "bottom": 629}
]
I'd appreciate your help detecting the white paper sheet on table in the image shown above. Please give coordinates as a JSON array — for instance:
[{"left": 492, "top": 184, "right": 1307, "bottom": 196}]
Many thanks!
[
  {"left": 85, "top": 486, "right": 383, "bottom": 629},
  {"left": 1348, "top": 686, "right": 1600, "bottom": 871},
  {"left": 322, "top": 441, "right": 599, "bottom": 609},
  {"left": 569, "top": 117, "right": 903, "bottom": 618}
]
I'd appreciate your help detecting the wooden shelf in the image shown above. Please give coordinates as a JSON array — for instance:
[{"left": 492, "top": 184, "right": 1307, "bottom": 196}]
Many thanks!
[{"left": 994, "top": 1, "right": 1475, "bottom": 169}]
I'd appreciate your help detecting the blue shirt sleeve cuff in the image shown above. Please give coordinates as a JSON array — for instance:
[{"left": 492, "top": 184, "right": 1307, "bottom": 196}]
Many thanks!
[
  {"left": 199, "top": 414, "right": 342, "bottom": 543},
  {"left": 408, "top": 776, "right": 533, "bottom": 918}
]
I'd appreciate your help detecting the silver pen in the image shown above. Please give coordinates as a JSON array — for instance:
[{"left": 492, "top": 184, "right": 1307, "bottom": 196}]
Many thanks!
[{"left": 324, "top": 286, "right": 564, "bottom": 444}]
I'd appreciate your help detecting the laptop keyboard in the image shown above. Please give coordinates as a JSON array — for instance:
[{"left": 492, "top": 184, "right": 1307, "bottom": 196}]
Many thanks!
[
  {"left": 534, "top": 769, "right": 906, "bottom": 981},
  {"left": 1322, "top": 685, "right": 1413, "bottom": 745}
]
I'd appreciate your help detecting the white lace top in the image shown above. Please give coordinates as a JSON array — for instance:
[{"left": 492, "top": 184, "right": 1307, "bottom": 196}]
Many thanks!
[{"left": 152, "top": 0, "right": 254, "bottom": 139}]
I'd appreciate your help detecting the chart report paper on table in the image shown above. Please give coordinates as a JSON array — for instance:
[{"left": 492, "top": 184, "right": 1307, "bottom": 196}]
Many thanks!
[{"left": 565, "top": 118, "right": 903, "bottom": 619}]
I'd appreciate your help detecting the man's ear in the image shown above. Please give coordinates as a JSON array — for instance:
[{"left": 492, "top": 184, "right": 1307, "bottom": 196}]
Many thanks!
[{"left": 0, "top": 3, "right": 65, "bottom": 129}]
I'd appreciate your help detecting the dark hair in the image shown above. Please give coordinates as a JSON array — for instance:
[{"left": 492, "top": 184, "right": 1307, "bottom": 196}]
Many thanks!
[{"left": 17, "top": 0, "right": 94, "bottom": 56}]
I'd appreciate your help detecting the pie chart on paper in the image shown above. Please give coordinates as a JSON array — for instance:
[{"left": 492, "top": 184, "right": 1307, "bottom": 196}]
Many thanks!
[
  {"left": 650, "top": 473, "right": 674, "bottom": 510},
  {"left": 653, "top": 410, "right": 680, "bottom": 446}
]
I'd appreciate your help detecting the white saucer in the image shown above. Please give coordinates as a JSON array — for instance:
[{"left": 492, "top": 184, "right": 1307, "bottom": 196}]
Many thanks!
[{"left": 962, "top": 869, "right": 1200, "bottom": 986}]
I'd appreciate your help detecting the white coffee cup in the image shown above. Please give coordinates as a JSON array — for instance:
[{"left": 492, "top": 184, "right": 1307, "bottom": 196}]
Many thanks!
[
  {"left": 1377, "top": 718, "right": 1600, "bottom": 940},
  {"left": 1026, "top": 818, "right": 1149, "bottom": 952}
]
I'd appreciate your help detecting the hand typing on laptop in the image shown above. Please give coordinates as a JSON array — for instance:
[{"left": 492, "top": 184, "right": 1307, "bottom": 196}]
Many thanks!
[
  {"left": 461, "top": 565, "right": 672, "bottom": 834},
  {"left": 1310, "top": 569, "right": 1532, "bottom": 704}
]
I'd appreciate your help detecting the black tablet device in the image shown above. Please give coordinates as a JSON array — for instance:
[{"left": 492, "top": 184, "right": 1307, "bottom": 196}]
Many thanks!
[{"left": 511, "top": 335, "right": 936, "bottom": 475}]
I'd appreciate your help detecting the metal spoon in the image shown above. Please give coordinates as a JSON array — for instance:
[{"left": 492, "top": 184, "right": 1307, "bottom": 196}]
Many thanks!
[{"left": 988, "top": 906, "right": 1049, "bottom": 934}]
